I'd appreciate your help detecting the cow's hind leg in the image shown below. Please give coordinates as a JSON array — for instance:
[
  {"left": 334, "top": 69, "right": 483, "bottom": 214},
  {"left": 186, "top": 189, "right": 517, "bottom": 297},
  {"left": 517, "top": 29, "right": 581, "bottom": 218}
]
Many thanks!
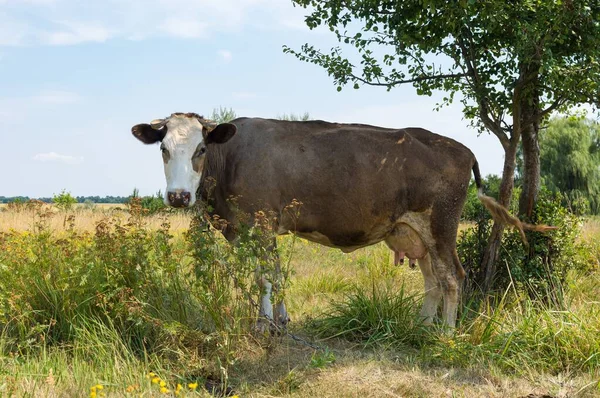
[{"left": 417, "top": 254, "right": 442, "bottom": 325}]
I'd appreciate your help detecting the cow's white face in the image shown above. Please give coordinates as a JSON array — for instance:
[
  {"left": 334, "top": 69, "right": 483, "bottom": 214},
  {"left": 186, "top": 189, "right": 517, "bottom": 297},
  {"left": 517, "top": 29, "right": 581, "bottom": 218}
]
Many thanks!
[
  {"left": 131, "top": 113, "right": 237, "bottom": 208},
  {"left": 159, "top": 115, "right": 206, "bottom": 207}
]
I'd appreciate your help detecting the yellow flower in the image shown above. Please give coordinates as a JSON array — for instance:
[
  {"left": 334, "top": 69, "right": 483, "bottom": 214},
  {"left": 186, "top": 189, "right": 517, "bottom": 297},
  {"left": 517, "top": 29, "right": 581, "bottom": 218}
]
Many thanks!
[
  {"left": 95, "top": 385, "right": 104, "bottom": 390},
  {"left": 90, "top": 392, "right": 97, "bottom": 398},
  {"left": 90, "top": 386, "right": 96, "bottom": 392},
  {"left": 188, "top": 382, "right": 198, "bottom": 390},
  {"left": 159, "top": 380, "right": 167, "bottom": 387},
  {"left": 147, "top": 372, "right": 156, "bottom": 379},
  {"left": 126, "top": 385, "right": 135, "bottom": 393},
  {"left": 176, "top": 384, "right": 183, "bottom": 391},
  {"left": 152, "top": 377, "right": 161, "bottom": 384},
  {"left": 160, "top": 387, "right": 170, "bottom": 394}
]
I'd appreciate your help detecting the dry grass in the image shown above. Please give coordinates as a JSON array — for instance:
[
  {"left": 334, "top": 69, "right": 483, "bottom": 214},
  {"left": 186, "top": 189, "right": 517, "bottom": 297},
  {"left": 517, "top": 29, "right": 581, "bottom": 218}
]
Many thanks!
[{"left": 0, "top": 204, "right": 192, "bottom": 233}]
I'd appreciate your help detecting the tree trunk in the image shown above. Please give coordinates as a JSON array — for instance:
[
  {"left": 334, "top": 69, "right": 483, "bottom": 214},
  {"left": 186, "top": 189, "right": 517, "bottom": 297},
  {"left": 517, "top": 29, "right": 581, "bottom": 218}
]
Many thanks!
[
  {"left": 518, "top": 57, "right": 542, "bottom": 219},
  {"left": 480, "top": 141, "right": 519, "bottom": 293},
  {"left": 519, "top": 108, "right": 541, "bottom": 218}
]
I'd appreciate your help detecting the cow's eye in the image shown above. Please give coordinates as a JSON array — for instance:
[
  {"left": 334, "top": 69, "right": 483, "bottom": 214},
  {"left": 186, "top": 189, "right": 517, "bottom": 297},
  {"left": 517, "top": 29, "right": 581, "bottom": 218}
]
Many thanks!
[
  {"left": 160, "top": 144, "right": 167, "bottom": 153},
  {"left": 194, "top": 147, "right": 206, "bottom": 157}
]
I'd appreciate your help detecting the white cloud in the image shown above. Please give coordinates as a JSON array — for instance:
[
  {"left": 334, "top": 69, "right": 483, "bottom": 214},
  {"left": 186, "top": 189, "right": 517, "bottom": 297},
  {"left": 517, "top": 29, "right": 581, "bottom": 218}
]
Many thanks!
[
  {"left": 33, "top": 152, "right": 84, "bottom": 165},
  {"left": 34, "top": 90, "right": 80, "bottom": 104},
  {"left": 0, "top": 13, "right": 30, "bottom": 46},
  {"left": 0, "top": 0, "right": 308, "bottom": 46},
  {"left": 218, "top": 49, "right": 233, "bottom": 63},
  {"left": 41, "top": 21, "right": 111, "bottom": 46},
  {"left": 159, "top": 17, "right": 207, "bottom": 39}
]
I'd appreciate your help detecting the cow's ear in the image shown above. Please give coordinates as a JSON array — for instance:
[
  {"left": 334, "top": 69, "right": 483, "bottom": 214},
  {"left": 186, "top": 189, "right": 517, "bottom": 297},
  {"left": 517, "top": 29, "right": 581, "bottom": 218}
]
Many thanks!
[
  {"left": 131, "top": 123, "right": 167, "bottom": 144},
  {"left": 205, "top": 123, "right": 237, "bottom": 145}
]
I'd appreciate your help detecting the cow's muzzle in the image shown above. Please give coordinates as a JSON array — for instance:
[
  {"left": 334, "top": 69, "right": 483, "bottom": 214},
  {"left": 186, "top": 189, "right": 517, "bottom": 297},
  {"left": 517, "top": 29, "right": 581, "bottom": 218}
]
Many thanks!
[{"left": 167, "top": 191, "right": 191, "bottom": 208}]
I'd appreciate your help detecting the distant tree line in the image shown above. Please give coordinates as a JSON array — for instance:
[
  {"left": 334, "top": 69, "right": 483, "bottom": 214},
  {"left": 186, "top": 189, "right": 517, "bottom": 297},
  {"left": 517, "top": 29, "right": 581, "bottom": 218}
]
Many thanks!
[{"left": 0, "top": 196, "right": 130, "bottom": 204}]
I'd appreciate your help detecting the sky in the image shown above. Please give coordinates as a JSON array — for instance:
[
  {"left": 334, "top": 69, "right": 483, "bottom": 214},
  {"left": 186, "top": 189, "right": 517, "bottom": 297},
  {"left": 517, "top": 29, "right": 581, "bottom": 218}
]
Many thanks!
[{"left": 1, "top": 0, "right": 594, "bottom": 198}]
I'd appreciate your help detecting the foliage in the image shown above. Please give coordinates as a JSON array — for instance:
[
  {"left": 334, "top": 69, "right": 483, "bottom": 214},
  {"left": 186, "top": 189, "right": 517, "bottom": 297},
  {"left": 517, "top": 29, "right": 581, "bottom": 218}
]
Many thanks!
[
  {"left": 210, "top": 106, "right": 237, "bottom": 124},
  {"left": 458, "top": 189, "right": 594, "bottom": 302},
  {"left": 52, "top": 189, "right": 77, "bottom": 211},
  {"left": 539, "top": 117, "right": 600, "bottom": 214},
  {"left": 128, "top": 188, "right": 166, "bottom": 215},
  {"left": 277, "top": 112, "right": 311, "bottom": 121},
  {"left": 285, "top": 1, "right": 600, "bottom": 132},
  {"left": 0, "top": 199, "right": 280, "bottom": 392}
]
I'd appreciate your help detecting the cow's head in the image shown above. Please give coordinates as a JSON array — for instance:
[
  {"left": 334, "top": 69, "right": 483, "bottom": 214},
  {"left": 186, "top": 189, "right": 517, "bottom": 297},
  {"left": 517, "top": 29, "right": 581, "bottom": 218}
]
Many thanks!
[{"left": 131, "top": 112, "right": 236, "bottom": 208}]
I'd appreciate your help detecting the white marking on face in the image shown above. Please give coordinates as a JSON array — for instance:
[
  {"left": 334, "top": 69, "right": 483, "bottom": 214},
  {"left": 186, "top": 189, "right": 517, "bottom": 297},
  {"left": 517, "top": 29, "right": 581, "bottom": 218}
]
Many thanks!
[{"left": 160, "top": 116, "right": 206, "bottom": 206}]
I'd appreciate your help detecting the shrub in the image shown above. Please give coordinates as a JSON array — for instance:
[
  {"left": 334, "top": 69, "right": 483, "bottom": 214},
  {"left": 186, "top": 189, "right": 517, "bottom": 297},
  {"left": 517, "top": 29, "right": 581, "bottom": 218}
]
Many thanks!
[
  {"left": 0, "top": 199, "right": 286, "bottom": 390},
  {"left": 52, "top": 189, "right": 77, "bottom": 211},
  {"left": 458, "top": 189, "right": 594, "bottom": 303},
  {"left": 128, "top": 189, "right": 166, "bottom": 215}
]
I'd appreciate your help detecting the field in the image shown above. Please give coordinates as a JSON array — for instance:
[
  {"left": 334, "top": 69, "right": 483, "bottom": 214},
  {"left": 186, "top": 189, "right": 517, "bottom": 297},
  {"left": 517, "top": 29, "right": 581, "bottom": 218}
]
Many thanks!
[{"left": 0, "top": 203, "right": 599, "bottom": 397}]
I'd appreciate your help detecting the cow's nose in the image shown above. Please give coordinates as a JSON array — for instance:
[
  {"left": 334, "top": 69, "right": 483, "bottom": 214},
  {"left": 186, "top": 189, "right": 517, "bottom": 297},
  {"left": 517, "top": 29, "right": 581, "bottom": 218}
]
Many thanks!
[{"left": 167, "top": 191, "right": 191, "bottom": 208}]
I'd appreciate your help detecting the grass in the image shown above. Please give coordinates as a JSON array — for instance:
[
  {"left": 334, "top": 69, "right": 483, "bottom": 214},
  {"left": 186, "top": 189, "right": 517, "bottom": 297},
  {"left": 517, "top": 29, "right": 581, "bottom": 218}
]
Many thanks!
[
  {"left": 0, "top": 203, "right": 599, "bottom": 397},
  {"left": 0, "top": 202, "right": 191, "bottom": 233}
]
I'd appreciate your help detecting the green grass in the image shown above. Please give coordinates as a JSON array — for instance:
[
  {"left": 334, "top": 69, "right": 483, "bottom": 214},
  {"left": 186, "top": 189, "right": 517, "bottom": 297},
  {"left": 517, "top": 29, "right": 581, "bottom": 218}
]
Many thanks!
[{"left": 0, "top": 204, "right": 599, "bottom": 396}]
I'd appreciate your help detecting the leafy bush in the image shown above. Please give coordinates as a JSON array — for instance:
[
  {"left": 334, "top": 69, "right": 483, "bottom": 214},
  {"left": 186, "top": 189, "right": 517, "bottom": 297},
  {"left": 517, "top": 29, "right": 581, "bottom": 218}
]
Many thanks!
[
  {"left": 458, "top": 189, "right": 595, "bottom": 303},
  {"left": 0, "top": 199, "right": 282, "bottom": 389},
  {"left": 210, "top": 106, "right": 237, "bottom": 124},
  {"left": 52, "top": 189, "right": 77, "bottom": 211},
  {"left": 128, "top": 188, "right": 166, "bottom": 215}
]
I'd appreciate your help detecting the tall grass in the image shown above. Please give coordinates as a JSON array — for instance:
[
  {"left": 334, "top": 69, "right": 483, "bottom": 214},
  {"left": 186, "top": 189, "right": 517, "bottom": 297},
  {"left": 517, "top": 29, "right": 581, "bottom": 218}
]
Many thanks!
[
  {"left": 0, "top": 202, "right": 599, "bottom": 396},
  {"left": 0, "top": 199, "right": 271, "bottom": 396},
  {"left": 307, "top": 275, "right": 600, "bottom": 376}
]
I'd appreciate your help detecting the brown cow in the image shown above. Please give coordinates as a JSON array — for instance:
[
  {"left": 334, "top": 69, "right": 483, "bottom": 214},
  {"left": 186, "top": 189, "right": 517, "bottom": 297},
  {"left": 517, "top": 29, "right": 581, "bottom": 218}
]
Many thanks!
[{"left": 132, "top": 113, "right": 551, "bottom": 330}]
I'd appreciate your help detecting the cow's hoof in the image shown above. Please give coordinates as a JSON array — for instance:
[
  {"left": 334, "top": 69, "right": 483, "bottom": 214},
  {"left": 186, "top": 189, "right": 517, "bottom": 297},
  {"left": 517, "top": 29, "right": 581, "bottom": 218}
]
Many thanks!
[
  {"left": 269, "top": 316, "right": 290, "bottom": 336},
  {"left": 254, "top": 317, "right": 271, "bottom": 335}
]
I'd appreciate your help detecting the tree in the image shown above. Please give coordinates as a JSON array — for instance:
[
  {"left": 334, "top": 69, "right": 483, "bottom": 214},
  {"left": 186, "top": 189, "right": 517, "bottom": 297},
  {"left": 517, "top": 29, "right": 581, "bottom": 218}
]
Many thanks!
[
  {"left": 285, "top": 0, "right": 600, "bottom": 292},
  {"left": 52, "top": 189, "right": 77, "bottom": 211},
  {"left": 277, "top": 112, "right": 311, "bottom": 121},
  {"left": 539, "top": 117, "right": 600, "bottom": 214},
  {"left": 210, "top": 107, "right": 237, "bottom": 124}
]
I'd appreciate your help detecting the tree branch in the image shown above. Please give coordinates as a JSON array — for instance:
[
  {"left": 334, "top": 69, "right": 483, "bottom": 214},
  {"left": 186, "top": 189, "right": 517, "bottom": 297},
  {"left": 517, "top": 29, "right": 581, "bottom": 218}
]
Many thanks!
[
  {"left": 456, "top": 34, "right": 510, "bottom": 149},
  {"left": 350, "top": 71, "right": 469, "bottom": 87}
]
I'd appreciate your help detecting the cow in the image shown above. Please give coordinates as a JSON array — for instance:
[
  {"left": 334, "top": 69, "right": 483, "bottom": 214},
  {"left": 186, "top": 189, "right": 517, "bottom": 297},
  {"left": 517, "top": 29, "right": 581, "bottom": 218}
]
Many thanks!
[{"left": 131, "top": 112, "right": 552, "bottom": 330}]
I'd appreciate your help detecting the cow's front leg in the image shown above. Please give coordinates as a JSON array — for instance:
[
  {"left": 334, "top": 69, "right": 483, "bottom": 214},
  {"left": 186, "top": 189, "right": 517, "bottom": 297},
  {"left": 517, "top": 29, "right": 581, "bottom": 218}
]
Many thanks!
[
  {"left": 254, "top": 239, "right": 290, "bottom": 334},
  {"left": 273, "top": 250, "right": 290, "bottom": 329},
  {"left": 255, "top": 265, "right": 273, "bottom": 334}
]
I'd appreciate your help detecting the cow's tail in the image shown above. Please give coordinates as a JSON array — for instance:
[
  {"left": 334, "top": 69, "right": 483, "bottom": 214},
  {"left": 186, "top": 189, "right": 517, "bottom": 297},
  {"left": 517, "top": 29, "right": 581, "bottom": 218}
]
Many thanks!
[{"left": 472, "top": 161, "right": 557, "bottom": 246}]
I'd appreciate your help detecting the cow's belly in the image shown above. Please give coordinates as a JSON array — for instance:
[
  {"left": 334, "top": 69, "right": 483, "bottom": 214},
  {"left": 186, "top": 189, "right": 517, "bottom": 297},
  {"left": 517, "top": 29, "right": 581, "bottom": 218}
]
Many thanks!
[
  {"left": 279, "top": 216, "right": 393, "bottom": 253},
  {"left": 292, "top": 230, "right": 379, "bottom": 253}
]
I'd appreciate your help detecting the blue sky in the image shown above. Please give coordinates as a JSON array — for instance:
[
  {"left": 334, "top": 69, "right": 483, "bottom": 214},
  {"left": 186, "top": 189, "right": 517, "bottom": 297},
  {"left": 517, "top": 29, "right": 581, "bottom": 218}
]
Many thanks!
[{"left": 1, "top": 0, "right": 583, "bottom": 198}]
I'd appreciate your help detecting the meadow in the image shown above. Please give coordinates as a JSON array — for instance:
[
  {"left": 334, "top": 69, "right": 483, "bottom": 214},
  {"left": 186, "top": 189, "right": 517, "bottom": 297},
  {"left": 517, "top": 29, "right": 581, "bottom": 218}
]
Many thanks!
[{"left": 0, "top": 202, "right": 599, "bottom": 397}]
